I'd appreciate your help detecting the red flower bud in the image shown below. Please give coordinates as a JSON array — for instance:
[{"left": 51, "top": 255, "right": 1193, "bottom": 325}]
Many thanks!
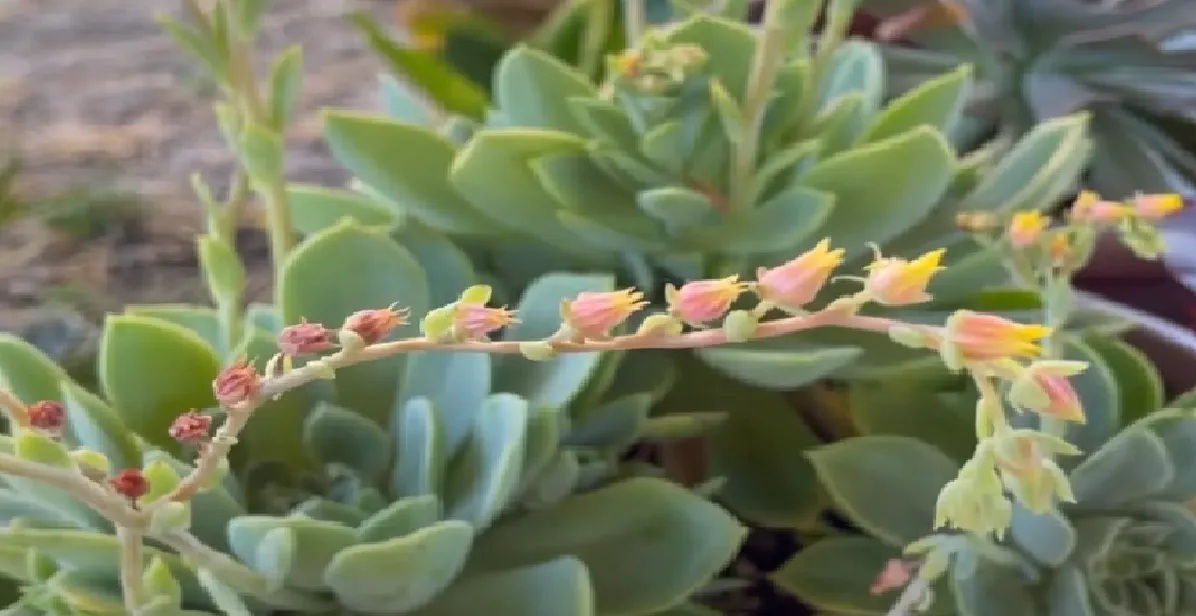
[
  {"left": 342, "top": 305, "right": 409, "bottom": 344},
  {"left": 212, "top": 359, "right": 260, "bottom": 408},
  {"left": 169, "top": 411, "right": 212, "bottom": 444},
  {"left": 27, "top": 400, "right": 66, "bottom": 431},
  {"left": 277, "top": 320, "right": 334, "bottom": 356},
  {"left": 109, "top": 469, "right": 149, "bottom": 501}
]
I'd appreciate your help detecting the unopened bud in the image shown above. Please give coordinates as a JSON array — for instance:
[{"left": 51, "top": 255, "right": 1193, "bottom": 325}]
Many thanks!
[
  {"left": 109, "top": 469, "right": 150, "bottom": 503},
  {"left": 453, "top": 303, "right": 519, "bottom": 341},
  {"left": 519, "top": 341, "right": 557, "bottom": 361},
  {"left": 277, "top": 320, "right": 333, "bottom": 356},
  {"left": 169, "top": 411, "right": 212, "bottom": 444},
  {"left": 342, "top": 305, "right": 409, "bottom": 345},
  {"left": 70, "top": 449, "right": 111, "bottom": 480},
  {"left": 666, "top": 276, "right": 748, "bottom": 327},
  {"left": 27, "top": 400, "right": 66, "bottom": 432},
  {"left": 863, "top": 248, "right": 946, "bottom": 307},
  {"left": 561, "top": 289, "right": 647, "bottom": 340},
  {"left": 212, "top": 359, "right": 260, "bottom": 408},
  {"left": 636, "top": 314, "right": 684, "bottom": 337},
  {"left": 722, "top": 310, "right": 758, "bottom": 343},
  {"left": 754, "top": 239, "right": 844, "bottom": 313}
]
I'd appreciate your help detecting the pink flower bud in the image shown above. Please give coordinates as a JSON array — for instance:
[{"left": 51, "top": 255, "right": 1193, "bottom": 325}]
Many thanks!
[
  {"left": 562, "top": 289, "right": 647, "bottom": 340},
  {"left": 941, "top": 310, "right": 1050, "bottom": 366},
  {"left": 453, "top": 303, "right": 518, "bottom": 340},
  {"left": 212, "top": 359, "right": 260, "bottom": 408},
  {"left": 1069, "top": 190, "right": 1132, "bottom": 224},
  {"left": 27, "top": 400, "right": 66, "bottom": 432},
  {"left": 277, "top": 320, "right": 333, "bottom": 356},
  {"left": 666, "top": 276, "right": 748, "bottom": 326},
  {"left": 863, "top": 248, "right": 946, "bottom": 306},
  {"left": 870, "top": 559, "right": 914, "bottom": 595},
  {"left": 342, "top": 305, "right": 409, "bottom": 345},
  {"left": 1009, "top": 362, "right": 1087, "bottom": 423},
  {"left": 755, "top": 239, "right": 845, "bottom": 311},
  {"left": 1132, "top": 193, "right": 1184, "bottom": 219},
  {"left": 169, "top": 411, "right": 212, "bottom": 444}
]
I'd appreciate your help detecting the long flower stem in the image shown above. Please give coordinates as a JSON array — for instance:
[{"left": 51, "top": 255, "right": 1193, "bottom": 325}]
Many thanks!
[
  {"left": 117, "top": 526, "right": 147, "bottom": 612},
  {"left": 623, "top": 0, "right": 647, "bottom": 47},
  {"left": 728, "top": 0, "right": 789, "bottom": 211},
  {"left": 0, "top": 389, "right": 30, "bottom": 429},
  {"left": 0, "top": 453, "right": 138, "bottom": 524}
]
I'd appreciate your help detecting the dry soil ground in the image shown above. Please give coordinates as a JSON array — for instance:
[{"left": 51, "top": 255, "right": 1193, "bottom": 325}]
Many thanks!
[{"left": 0, "top": 0, "right": 396, "bottom": 355}]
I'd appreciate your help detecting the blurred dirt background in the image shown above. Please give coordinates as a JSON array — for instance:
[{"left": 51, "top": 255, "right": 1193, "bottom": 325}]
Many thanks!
[{"left": 0, "top": 0, "right": 407, "bottom": 358}]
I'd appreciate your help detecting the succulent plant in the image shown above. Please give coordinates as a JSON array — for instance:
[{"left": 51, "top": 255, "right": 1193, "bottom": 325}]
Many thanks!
[
  {"left": 0, "top": 220, "right": 744, "bottom": 615},
  {"left": 862, "top": 0, "right": 1196, "bottom": 199},
  {"left": 771, "top": 324, "right": 1186, "bottom": 615}
]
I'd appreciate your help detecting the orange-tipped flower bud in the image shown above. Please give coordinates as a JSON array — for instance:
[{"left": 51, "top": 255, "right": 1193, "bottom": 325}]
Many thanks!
[
  {"left": 863, "top": 248, "right": 946, "bottom": 306},
  {"left": 755, "top": 239, "right": 845, "bottom": 312},
  {"left": 562, "top": 289, "right": 647, "bottom": 340},
  {"left": 1132, "top": 193, "right": 1184, "bottom": 219},
  {"left": 342, "top": 306, "right": 409, "bottom": 345},
  {"left": 940, "top": 310, "right": 1050, "bottom": 369},
  {"left": 1069, "top": 190, "right": 1132, "bottom": 224},
  {"left": 1008, "top": 210, "right": 1047, "bottom": 248},
  {"left": 1008, "top": 361, "right": 1088, "bottom": 423},
  {"left": 666, "top": 276, "right": 748, "bottom": 326},
  {"left": 453, "top": 303, "right": 518, "bottom": 340},
  {"left": 277, "top": 320, "right": 333, "bottom": 356}
]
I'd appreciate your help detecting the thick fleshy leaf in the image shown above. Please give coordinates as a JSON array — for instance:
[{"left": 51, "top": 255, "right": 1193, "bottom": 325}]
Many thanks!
[
  {"left": 227, "top": 516, "right": 358, "bottom": 591},
  {"left": 278, "top": 220, "right": 429, "bottom": 422},
  {"left": 807, "top": 436, "right": 959, "bottom": 546},
  {"left": 322, "top": 111, "right": 494, "bottom": 235},
  {"left": 1047, "top": 565, "right": 1095, "bottom": 616},
  {"left": 1057, "top": 337, "right": 1121, "bottom": 460},
  {"left": 1069, "top": 424, "right": 1174, "bottom": 508},
  {"left": 356, "top": 495, "right": 443, "bottom": 543},
  {"left": 400, "top": 351, "right": 491, "bottom": 460},
  {"left": 801, "top": 127, "right": 956, "bottom": 256},
  {"left": 958, "top": 113, "right": 1090, "bottom": 213},
  {"left": 773, "top": 536, "right": 951, "bottom": 615},
  {"left": 565, "top": 393, "right": 651, "bottom": 456},
  {"left": 493, "top": 46, "right": 595, "bottom": 133},
  {"left": 663, "top": 16, "right": 756, "bottom": 100},
  {"left": 719, "top": 186, "right": 834, "bottom": 255},
  {"left": 98, "top": 315, "right": 220, "bottom": 452},
  {"left": 953, "top": 559, "right": 1040, "bottom": 616},
  {"left": 448, "top": 129, "right": 596, "bottom": 255},
  {"left": 1082, "top": 332, "right": 1164, "bottom": 426},
  {"left": 849, "top": 381, "right": 977, "bottom": 463},
  {"left": 0, "top": 436, "right": 109, "bottom": 530},
  {"left": 469, "top": 477, "right": 745, "bottom": 616},
  {"left": 324, "top": 520, "right": 474, "bottom": 613},
  {"left": 142, "top": 450, "right": 243, "bottom": 553},
  {"left": 391, "top": 397, "right": 446, "bottom": 499},
  {"left": 694, "top": 345, "right": 862, "bottom": 390},
  {"left": 287, "top": 183, "right": 398, "bottom": 236},
  {"left": 412, "top": 556, "right": 595, "bottom": 616},
  {"left": 303, "top": 403, "right": 392, "bottom": 482},
  {"left": 1137, "top": 409, "right": 1196, "bottom": 501},
  {"left": 378, "top": 73, "right": 435, "bottom": 126},
  {"left": 0, "top": 333, "right": 71, "bottom": 405},
  {"left": 230, "top": 326, "right": 312, "bottom": 469},
  {"left": 392, "top": 221, "right": 478, "bottom": 308},
  {"left": 818, "top": 41, "right": 885, "bottom": 117},
  {"left": 1008, "top": 503, "right": 1077, "bottom": 567},
  {"left": 59, "top": 380, "right": 141, "bottom": 471},
  {"left": 122, "top": 305, "right": 224, "bottom": 358},
  {"left": 861, "top": 64, "right": 972, "bottom": 144},
  {"left": 494, "top": 273, "right": 615, "bottom": 409},
  {"left": 444, "top": 394, "right": 529, "bottom": 530}
]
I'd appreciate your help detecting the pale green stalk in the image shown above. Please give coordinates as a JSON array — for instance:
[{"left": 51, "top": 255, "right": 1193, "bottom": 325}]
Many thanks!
[
  {"left": 117, "top": 526, "right": 148, "bottom": 611},
  {"left": 623, "top": 0, "right": 647, "bottom": 47},
  {"left": 728, "top": 0, "right": 790, "bottom": 212}
]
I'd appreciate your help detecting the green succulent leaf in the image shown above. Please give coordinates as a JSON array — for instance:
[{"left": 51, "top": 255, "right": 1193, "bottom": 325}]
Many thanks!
[
  {"left": 445, "top": 393, "right": 529, "bottom": 530},
  {"left": 565, "top": 393, "right": 652, "bottom": 455},
  {"left": 494, "top": 45, "right": 596, "bottom": 134},
  {"left": 801, "top": 126, "right": 956, "bottom": 257},
  {"left": 251, "top": 527, "right": 296, "bottom": 593},
  {"left": 356, "top": 494, "right": 443, "bottom": 543},
  {"left": 809, "top": 94, "right": 867, "bottom": 156},
  {"left": 0, "top": 333, "right": 72, "bottom": 403},
  {"left": 819, "top": 41, "right": 885, "bottom": 118},
  {"left": 227, "top": 516, "right": 358, "bottom": 591},
  {"left": 123, "top": 305, "right": 225, "bottom": 358},
  {"left": 400, "top": 351, "right": 492, "bottom": 460},
  {"left": 99, "top": 314, "right": 221, "bottom": 453},
  {"left": 849, "top": 381, "right": 977, "bottom": 464},
  {"left": 694, "top": 345, "right": 862, "bottom": 390},
  {"left": 303, "top": 403, "right": 392, "bottom": 482},
  {"left": 1069, "top": 424, "right": 1174, "bottom": 508},
  {"left": 773, "top": 536, "right": 950, "bottom": 615},
  {"left": 1041, "top": 337, "right": 1121, "bottom": 460},
  {"left": 231, "top": 325, "right": 312, "bottom": 469},
  {"left": 286, "top": 183, "right": 398, "bottom": 236},
  {"left": 663, "top": 16, "right": 756, "bottom": 100},
  {"left": 807, "top": 435, "right": 958, "bottom": 546},
  {"left": 1137, "top": 409, "right": 1196, "bottom": 501},
  {"left": 0, "top": 437, "right": 108, "bottom": 530},
  {"left": 1082, "top": 332, "right": 1164, "bottom": 426},
  {"left": 953, "top": 559, "right": 1040, "bottom": 616},
  {"left": 142, "top": 451, "right": 242, "bottom": 552},
  {"left": 322, "top": 111, "right": 495, "bottom": 235},
  {"left": 1008, "top": 504, "right": 1076, "bottom": 567},
  {"left": 567, "top": 98, "right": 638, "bottom": 149},
  {"left": 412, "top": 556, "right": 594, "bottom": 616},
  {"left": 636, "top": 187, "right": 717, "bottom": 233},
  {"left": 279, "top": 220, "right": 430, "bottom": 421},
  {"left": 958, "top": 113, "right": 1090, "bottom": 214},
  {"left": 391, "top": 396, "right": 446, "bottom": 499},
  {"left": 469, "top": 477, "right": 745, "bottom": 616},
  {"left": 324, "top": 520, "right": 475, "bottom": 614},
  {"left": 722, "top": 186, "right": 833, "bottom": 255},
  {"left": 196, "top": 568, "right": 253, "bottom": 616},
  {"left": 379, "top": 74, "right": 435, "bottom": 126},
  {"left": 1046, "top": 565, "right": 1094, "bottom": 616},
  {"left": 861, "top": 64, "right": 972, "bottom": 145},
  {"left": 495, "top": 273, "right": 615, "bottom": 408},
  {"left": 393, "top": 221, "right": 479, "bottom": 307},
  {"left": 59, "top": 380, "right": 142, "bottom": 471},
  {"left": 517, "top": 405, "right": 564, "bottom": 496}
]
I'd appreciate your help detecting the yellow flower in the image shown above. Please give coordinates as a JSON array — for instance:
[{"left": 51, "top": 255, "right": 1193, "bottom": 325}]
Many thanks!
[
  {"left": 755, "top": 239, "right": 845, "bottom": 312},
  {"left": 1069, "top": 190, "right": 1133, "bottom": 224},
  {"left": 1008, "top": 210, "right": 1047, "bottom": 248},
  {"left": 1132, "top": 193, "right": 1184, "bottom": 219},
  {"left": 940, "top": 310, "right": 1051, "bottom": 369},
  {"left": 863, "top": 248, "right": 946, "bottom": 306}
]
